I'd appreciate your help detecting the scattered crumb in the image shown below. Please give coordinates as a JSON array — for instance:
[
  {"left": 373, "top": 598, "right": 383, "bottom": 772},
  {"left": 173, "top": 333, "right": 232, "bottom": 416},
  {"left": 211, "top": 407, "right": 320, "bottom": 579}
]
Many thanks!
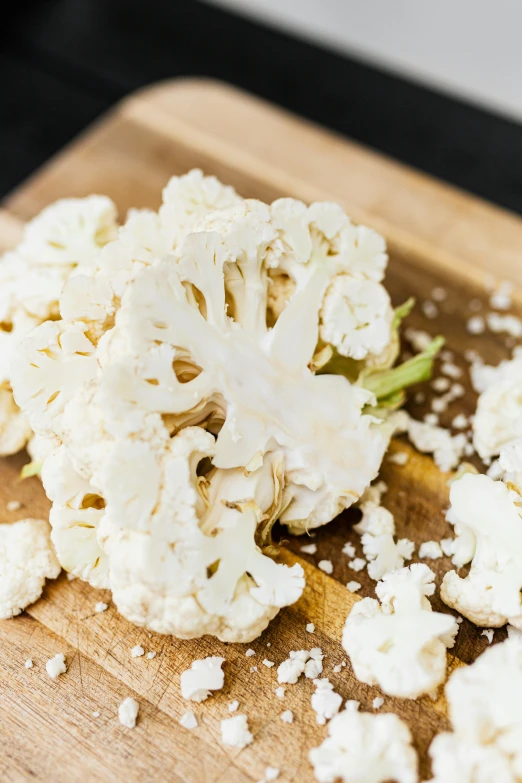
[
  {"left": 424, "top": 413, "right": 439, "bottom": 426},
  {"left": 450, "top": 383, "right": 465, "bottom": 398},
  {"left": 441, "top": 350, "right": 454, "bottom": 362},
  {"left": 431, "top": 397, "right": 448, "bottom": 414},
  {"left": 306, "top": 623, "right": 315, "bottom": 634},
  {"left": 280, "top": 710, "right": 294, "bottom": 724},
  {"left": 346, "top": 581, "right": 361, "bottom": 592},
  {"left": 147, "top": 651, "right": 156, "bottom": 660},
  {"left": 372, "top": 697, "right": 384, "bottom": 709},
  {"left": 220, "top": 714, "right": 253, "bottom": 748},
  {"left": 342, "top": 542, "right": 355, "bottom": 558},
  {"left": 45, "top": 653, "right": 66, "bottom": 679},
  {"left": 419, "top": 541, "right": 444, "bottom": 560},
  {"left": 432, "top": 377, "right": 451, "bottom": 392},
  {"left": 263, "top": 659, "right": 275, "bottom": 668},
  {"left": 275, "top": 686, "right": 285, "bottom": 698},
  {"left": 348, "top": 558, "right": 366, "bottom": 572},
  {"left": 332, "top": 664, "right": 342, "bottom": 673},
  {"left": 486, "top": 312, "right": 522, "bottom": 338},
  {"left": 481, "top": 629, "right": 494, "bottom": 644},
  {"left": 405, "top": 328, "right": 433, "bottom": 352},
  {"left": 467, "top": 315, "right": 485, "bottom": 335},
  {"left": 92, "top": 711, "right": 100, "bottom": 718},
  {"left": 267, "top": 642, "right": 271, "bottom": 647},
  {"left": 246, "top": 649, "right": 256, "bottom": 657},
  {"left": 441, "top": 362, "right": 462, "bottom": 379},
  {"left": 118, "top": 697, "right": 139, "bottom": 729},
  {"left": 264, "top": 768, "right": 280, "bottom": 782},
  {"left": 180, "top": 710, "right": 198, "bottom": 729},
  {"left": 431, "top": 287, "right": 447, "bottom": 302},
  {"left": 131, "top": 645, "right": 145, "bottom": 658},
  {"left": 318, "top": 560, "right": 333, "bottom": 574},
  {"left": 6, "top": 500, "right": 21, "bottom": 512},
  {"left": 311, "top": 678, "right": 343, "bottom": 725},
  {"left": 490, "top": 281, "right": 513, "bottom": 310},
  {"left": 388, "top": 451, "right": 408, "bottom": 466},
  {"left": 300, "top": 543, "right": 317, "bottom": 555},
  {"left": 24, "top": 659, "right": 33, "bottom": 669},
  {"left": 95, "top": 602, "right": 108, "bottom": 613},
  {"left": 250, "top": 666, "right": 258, "bottom": 673},
  {"left": 228, "top": 700, "right": 239, "bottom": 713},
  {"left": 452, "top": 414, "right": 469, "bottom": 430},
  {"left": 422, "top": 300, "right": 439, "bottom": 319}
]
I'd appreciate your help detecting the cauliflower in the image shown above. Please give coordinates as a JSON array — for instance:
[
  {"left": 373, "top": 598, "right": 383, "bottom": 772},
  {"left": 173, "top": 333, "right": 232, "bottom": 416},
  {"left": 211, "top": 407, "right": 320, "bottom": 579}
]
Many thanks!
[
  {"left": 441, "top": 473, "right": 522, "bottom": 628},
  {"left": 0, "top": 518, "right": 61, "bottom": 618},
  {"left": 354, "top": 493, "right": 414, "bottom": 581},
  {"left": 309, "top": 702, "right": 418, "bottom": 783},
  {"left": 12, "top": 177, "right": 439, "bottom": 642},
  {"left": 405, "top": 415, "right": 467, "bottom": 473},
  {"left": 342, "top": 564, "right": 458, "bottom": 698},
  {"left": 180, "top": 656, "right": 225, "bottom": 702},
  {"left": 428, "top": 637, "right": 522, "bottom": 782}
]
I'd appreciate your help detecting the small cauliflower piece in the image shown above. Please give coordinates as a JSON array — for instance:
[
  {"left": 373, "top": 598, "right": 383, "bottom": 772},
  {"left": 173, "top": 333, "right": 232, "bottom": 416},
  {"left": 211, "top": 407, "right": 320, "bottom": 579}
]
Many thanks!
[
  {"left": 220, "top": 714, "right": 253, "bottom": 749},
  {"left": 277, "top": 650, "right": 310, "bottom": 684},
  {"left": 118, "top": 697, "right": 139, "bottom": 728},
  {"left": 406, "top": 416, "right": 467, "bottom": 473},
  {"left": 45, "top": 653, "right": 67, "bottom": 679},
  {"left": 441, "top": 474, "right": 522, "bottom": 628},
  {"left": 362, "top": 533, "right": 414, "bottom": 581},
  {"left": 428, "top": 637, "right": 522, "bottom": 782},
  {"left": 0, "top": 518, "right": 60, "bottom": 619},
  {"left": 311, "top": 678, "right": 343, "bottom": 725},
  {"left": 179, "top": 711, "right": 198, "bottom": 730},
  {"left": 342, "top": 564, "right": 458, "bottom": 699},
  {"left": 309, "top": 703, "right": 418, "bottom": 783},
  {"left": 180, "top": 656, "right": 225, "bottom": 702}
]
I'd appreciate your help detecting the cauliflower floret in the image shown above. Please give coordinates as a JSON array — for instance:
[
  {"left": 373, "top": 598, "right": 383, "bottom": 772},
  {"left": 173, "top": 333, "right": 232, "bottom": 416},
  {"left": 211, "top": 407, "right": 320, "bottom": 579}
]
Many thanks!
[
  {"left": 309, "top": 702, "right": 418, "bottom": 783},
  {"left": 320, "top": 274, "right": 393, "bottom": 361},
  {"left": 180, "top": 656, "right": 225, "bottom": 702},
  {"left": 441, "top": 473, "right": 522, "bottom": 628},
  {"left": 342, "top": 564, "right": 458, "bottom": 698},
  {"left": 361, "top": 533, "right": 414, "bottom": 581},
  {"left": 0, "top": 518, "right": 61, "bottom": 618},
  {"left": 428, "top": 638, "right": 522, "bottom": 782}
]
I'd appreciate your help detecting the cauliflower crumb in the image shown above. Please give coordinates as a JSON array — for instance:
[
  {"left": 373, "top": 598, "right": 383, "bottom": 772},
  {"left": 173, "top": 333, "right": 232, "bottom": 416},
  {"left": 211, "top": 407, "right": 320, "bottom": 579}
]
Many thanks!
[
  {"left": 131, "top": 645, "right": 144, "bottom": 658},
  {"left": 467, "top": 315, "right": 486, "bottom": 335},
  {"left": 342, "top": 542, "right": 356, "bottom": 558},
  {"left": 452, "top": 414, "right": 469, "bottom": 430},
  {"left": 92, "top": 711, "right": 100, "bottom": 718},
  {"left": 432, "top": 376, "right": 451, "bottom": 392},
  {"left": 263, "top": 659, "right": 275, "bottom": 668},
  {"left": 180, "top": 656, "right": 225, "bottom": 702},
  {"left": 24, "top": 659, "right": 33, "bottom": 669},
  {"left": 305, "top": 649, "right": 325, "bottom": 680},
  {"left": 306, "top": 623, "right": 315, "bottom": 633},
  {"left": 318, "top": 560, "right": 333, "bottom": 575},
  {"left": 422, "top": 300, "right": 439, "bottom": 319},
  {"left": 250, "top": 666, "right": 258, "bottom": 673},
  {"left": 220, "top": 714, "right": 253, "bottom": 748},
  {"left": 180, "top": 710, "right": 198, "bottom": 729},
  {"left": 481, "top": 629, "right": 494, "bottom": 644},
  {"left": 6, "top": 500, "right": 21, "bottom": 512},
  {"left": 280, "top": 710, "right": 294, "bottom": 724},
  {"left": 95, "top": 601, "right": 108, "bottom": 613},
  {"left": 275, "top": 686, "right": 285, "bottom": 698},
  {"left": 311, "top": 678, "right": 343, "bottom": 725},
  {"left": 263, "top": 768, "right": 280, "bottom": 782},
  {"left": 118, "top": 697, "right": 139, "bottom": 729},
  {"left": 486, "top": 312, "right": 522, "bottom": 338},
  {"left": 432, "top": 287, "right": 447, "bottom": 302},
  {"left": 246, "top": 649, "right": 256, "bottom": 657},
  {"left": 147, "top": 651, "right": 156, "bottom": 660},
  {"left": 45, "top": 653, "right": 66, "bottom": 679},
  {"left": 348, "top": 558, "right": 366, "bottom": 572},
  {"left": 418, "top": 541, "right": 443, "bottom": 560},
  {"left": 372, "top": 697, "right": 384, "bottom": 709},
  {"left": 388, "top": 451, "right": 409, "bottom": 466},
  {"left": 228, "top": 700, "right": 239, "bottom": 712},
  {"left": 346, "top": 581, "right": 361, "bottom": 592},
  {"left": 300, "top": 543, "right": 317, "bottom": 555},
  {"left": 277, "top": 650, "right": 309, "bottom": 684}
]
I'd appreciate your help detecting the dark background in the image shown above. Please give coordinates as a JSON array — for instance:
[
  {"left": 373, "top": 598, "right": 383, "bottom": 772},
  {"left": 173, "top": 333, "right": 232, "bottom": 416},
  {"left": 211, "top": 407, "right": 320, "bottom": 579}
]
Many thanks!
[{"left": 2, "top": 0, "right": 522, "bottom": 212}]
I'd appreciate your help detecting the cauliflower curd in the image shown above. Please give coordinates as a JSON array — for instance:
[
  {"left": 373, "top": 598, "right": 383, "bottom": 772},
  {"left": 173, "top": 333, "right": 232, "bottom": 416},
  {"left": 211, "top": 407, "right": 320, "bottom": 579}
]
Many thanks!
[{"left": 11, "top": 171, "right": 436, "bottom": 641}]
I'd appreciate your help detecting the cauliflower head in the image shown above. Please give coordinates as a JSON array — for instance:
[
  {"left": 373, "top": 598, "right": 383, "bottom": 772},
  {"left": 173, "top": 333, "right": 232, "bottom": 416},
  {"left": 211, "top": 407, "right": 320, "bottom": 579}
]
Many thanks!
[
  {"left": 11, "top": 175, "right": 435, "bottom": 641},
  {"left": 441, "top": 473, "right": 522, "bottom": 628}
]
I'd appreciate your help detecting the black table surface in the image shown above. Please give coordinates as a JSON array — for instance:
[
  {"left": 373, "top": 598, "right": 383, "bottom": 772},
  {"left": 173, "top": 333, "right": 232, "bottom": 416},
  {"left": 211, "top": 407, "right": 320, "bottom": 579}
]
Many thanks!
[{"left": 2, "top": 0, "right": 522, "bottom": 213}]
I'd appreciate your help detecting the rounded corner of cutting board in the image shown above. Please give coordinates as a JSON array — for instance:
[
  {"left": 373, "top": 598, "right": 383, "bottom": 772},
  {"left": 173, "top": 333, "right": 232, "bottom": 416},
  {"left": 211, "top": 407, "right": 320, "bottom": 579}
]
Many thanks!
[{"left": 119, "top": 75, "right": 248, "bottom": 116}]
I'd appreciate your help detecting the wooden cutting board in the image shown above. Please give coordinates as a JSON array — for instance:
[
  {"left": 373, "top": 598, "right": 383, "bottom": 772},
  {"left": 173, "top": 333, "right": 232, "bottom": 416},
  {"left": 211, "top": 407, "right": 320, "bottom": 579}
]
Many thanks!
[{"left": 1, "top": 79, "right": 522, "bottom": 783}]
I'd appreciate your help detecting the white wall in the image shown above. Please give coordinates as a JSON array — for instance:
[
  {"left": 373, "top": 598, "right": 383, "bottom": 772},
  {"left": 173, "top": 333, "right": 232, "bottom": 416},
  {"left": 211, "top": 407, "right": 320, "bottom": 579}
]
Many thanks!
[{"left": 206, "top": 0, "right": 522, "bottom": 122}]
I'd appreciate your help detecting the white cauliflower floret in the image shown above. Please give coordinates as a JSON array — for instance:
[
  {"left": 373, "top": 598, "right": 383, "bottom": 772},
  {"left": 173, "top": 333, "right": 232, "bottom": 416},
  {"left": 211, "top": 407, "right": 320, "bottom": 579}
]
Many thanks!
[
  {"left": 342, "top": 564, "right": 458, "bottom": 698},
  {"left": 0, "top": 519, "right": 61, "bottom": 618},
  {"left": 0, "top": 386, "right": 33, "bottom": 455},
  {"left": 441, "top": 473, "right": 522, "bottom": 628},
  {"left": 428, "top": 638, "right": 522, "bottom": 782},
  {"left": 361, "top": 533, "right": 414, "bottom": 581},
  {"left": 309, "top": 703, "right": 418, "bottom": 783},
  {"left": 180, "top": 656, "right": 225, "bottom": 702},
  {"left": 320, "top": 274, "right": 393, "bottom": 361},
  {"left": 311, "top": 678, "right": 343, "bottom": 725}
]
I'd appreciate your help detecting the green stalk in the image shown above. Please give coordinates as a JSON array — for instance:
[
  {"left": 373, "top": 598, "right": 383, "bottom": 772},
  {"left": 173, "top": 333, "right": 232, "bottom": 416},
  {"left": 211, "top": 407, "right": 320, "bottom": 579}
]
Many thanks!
[{"left": 361, "top": 336, "right": 444, "bottom": 402}]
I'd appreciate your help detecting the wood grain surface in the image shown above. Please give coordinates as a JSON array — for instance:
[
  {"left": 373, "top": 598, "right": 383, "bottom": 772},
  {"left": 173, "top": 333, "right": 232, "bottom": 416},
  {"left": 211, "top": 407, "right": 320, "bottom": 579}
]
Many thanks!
[{"left": 1, "top": 78, "right": 521, "bottom": 783}]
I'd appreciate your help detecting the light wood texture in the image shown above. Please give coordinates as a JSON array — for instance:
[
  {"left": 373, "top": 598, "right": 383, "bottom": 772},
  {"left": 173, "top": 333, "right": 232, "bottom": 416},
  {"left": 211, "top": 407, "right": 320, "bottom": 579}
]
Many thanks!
[{"left": 1, "top": 78, "right": 521, "bottom": 782}]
